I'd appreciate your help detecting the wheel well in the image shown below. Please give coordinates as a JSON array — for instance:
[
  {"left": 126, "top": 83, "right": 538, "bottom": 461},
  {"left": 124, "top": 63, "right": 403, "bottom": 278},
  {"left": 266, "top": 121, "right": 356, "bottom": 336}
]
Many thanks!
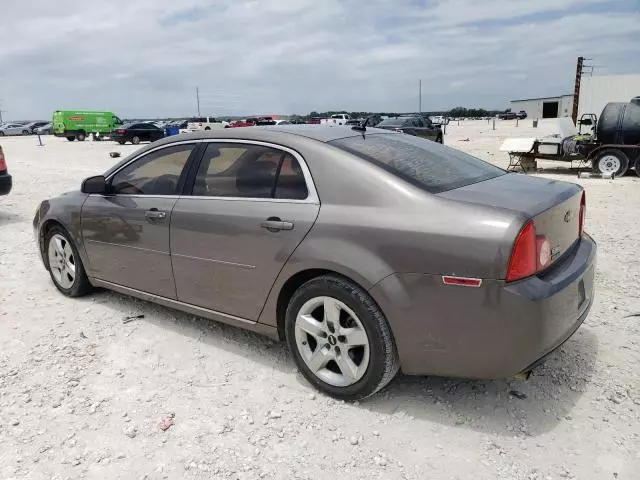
[
  {"left": 40, "top": 219, "right": 64, "bottom": 267},
  {"left": 276, "top": 268, "right": 345, "bottom": 340}
]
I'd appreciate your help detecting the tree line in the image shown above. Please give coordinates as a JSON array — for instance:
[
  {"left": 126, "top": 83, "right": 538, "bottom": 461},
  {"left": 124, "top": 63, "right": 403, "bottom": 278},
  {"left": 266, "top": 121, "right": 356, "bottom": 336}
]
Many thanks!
[{"left": 290, "top": 107, "right": 502, "bottom": 121}]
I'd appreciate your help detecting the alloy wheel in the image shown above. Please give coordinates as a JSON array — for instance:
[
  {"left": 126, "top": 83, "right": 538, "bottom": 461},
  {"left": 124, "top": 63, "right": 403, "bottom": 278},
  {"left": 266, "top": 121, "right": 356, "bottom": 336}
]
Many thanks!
[
  {"left": 47, "top": 233, "right": 76, "bottom": 289},
  {"left": 294, "top": 296, "right": 370, "bottom": 387}
]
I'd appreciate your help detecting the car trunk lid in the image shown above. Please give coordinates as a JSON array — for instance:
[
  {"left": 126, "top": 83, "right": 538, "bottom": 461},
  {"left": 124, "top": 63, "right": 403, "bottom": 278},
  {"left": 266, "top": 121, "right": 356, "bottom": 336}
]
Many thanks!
[{"left": 438, "top": 173, "right": 583, "bottom": 269}]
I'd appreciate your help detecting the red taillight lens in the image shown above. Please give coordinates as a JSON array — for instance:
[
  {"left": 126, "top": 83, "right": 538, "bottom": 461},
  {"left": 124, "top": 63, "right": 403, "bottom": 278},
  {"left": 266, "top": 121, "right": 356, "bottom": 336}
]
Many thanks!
[
  {"left": 117, "top": 129, "right": 125, "bottom": 134},
  {"left": 0, "top": 147, "right": 6, "bottom": 171},
  {"left": 578, "top": 191, "right": 586, "bottom": 237},
  {"left": 506, "top": 221, "right": 536, "bottom": 282}
]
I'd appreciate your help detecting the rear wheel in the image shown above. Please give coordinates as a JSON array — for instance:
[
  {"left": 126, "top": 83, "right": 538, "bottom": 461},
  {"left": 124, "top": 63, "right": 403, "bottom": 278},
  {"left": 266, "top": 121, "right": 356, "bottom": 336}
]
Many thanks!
[
  {"left": 66, "top": 136, "right": 75, "bottom": 141},
  {"left": 76, "top": 132, "right": 86, "bottom": 142},
  {"left": 45, "top": 226, "right": 92, "bottom": 297},
  {"left": 436, "top": 134, "right": 443, "bottom": 144},
  {"left": 22, "top": 130, "right": 30, "bottom": 135},
  {"left": 118, "top": 140, "right": 126, "bottom": 145},
  {"left": 131, "top": 136, "right": 141, "bottom": 145},
  {"left": 593, "top": 149, "right": 629, "bottom": 177},
  {"left": 285, "top": 275, "right": 399, "bottom": 401}
]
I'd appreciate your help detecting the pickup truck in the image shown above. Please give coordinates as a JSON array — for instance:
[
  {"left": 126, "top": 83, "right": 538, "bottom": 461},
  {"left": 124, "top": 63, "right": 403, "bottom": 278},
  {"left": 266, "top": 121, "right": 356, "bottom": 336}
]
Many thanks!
[
  {"left": 184, "top": 116, "right": 228, "bottom": 132},
  {"left": 320, "top": 114, "right": 351, "bottom": 125},
  {"left": 0, "top": 146, "right": 12, "bottom": 196}
]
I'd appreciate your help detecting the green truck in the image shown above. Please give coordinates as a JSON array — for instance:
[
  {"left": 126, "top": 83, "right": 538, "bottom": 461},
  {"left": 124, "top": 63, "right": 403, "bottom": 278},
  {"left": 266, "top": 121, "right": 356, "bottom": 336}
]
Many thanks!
[{"left": 53, "top": 110, "right": 123, "bottom": 141}]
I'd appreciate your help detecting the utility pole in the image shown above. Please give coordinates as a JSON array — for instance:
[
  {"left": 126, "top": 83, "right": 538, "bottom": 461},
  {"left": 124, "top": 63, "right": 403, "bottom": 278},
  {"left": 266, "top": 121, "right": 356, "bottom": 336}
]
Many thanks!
[
  {"left": 418, "top": 79, "right": 422, "bottom": 114},
  {"left": 0, "top": 99, "right": 4, "bottom": 123},
  {"left": 196, "top": 87, "right": 201, "bottom": 116}
]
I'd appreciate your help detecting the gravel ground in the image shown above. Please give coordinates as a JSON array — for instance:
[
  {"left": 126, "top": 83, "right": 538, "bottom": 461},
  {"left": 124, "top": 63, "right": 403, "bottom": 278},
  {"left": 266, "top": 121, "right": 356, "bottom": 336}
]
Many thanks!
[{"left": 1, "top": 122, "right": 639, "bottom": 480}]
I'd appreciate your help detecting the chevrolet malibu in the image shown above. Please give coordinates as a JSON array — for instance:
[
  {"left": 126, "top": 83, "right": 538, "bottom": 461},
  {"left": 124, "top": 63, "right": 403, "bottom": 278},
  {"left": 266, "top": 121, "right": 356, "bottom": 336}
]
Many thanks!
[{"left": 33, "top": 126, "right": 596, "bottom": 400}]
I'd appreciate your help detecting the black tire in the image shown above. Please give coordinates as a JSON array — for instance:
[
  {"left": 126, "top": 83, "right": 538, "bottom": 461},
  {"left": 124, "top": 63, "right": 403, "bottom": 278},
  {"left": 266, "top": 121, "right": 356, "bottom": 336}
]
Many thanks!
[
  {"left": 592, "top": 148, "right": 629, "bottom": 177},
  {"left": 22, "top": 130, "right": 30, "bottom": 135},
  {"left": 66, "top": 136, "right": 75, "bottom": 141},
  {"left": 436, "top": 134, "right": 443, "bottom": 144},
  {"left": 118, "top": 140, "right": 126, "bottom": 145},
  {"left": 204, "top": 126, "right": 211, "bottom": 131},
  {"left": 131, "top": 136, "right": 141, "bottom": 145},
  {"left": 44, "top": 225, "right": 92, "bottom": 297},
  {"left": 285, "top": 275, "right": 399, "bottom": 401},
  {"left": 76, "top": 132, "right": 86, "bottom": 142},
  {"left": 0, "top": 132, "right": 4, "bottom": 136}
]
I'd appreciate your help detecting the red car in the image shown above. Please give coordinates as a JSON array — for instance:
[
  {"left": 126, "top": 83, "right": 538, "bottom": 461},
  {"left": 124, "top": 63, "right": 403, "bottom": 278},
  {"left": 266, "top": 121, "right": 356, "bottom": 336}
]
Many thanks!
[{"left": 0, "top": 146, "right": 12, "bottom": 196}]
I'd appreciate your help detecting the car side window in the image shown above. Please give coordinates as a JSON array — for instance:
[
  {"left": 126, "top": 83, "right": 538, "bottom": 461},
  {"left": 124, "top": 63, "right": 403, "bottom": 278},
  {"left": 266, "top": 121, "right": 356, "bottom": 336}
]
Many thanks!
[
  {"left": 110, "top": 144, "right": 194, "bottom": 195},
  {"left": 413, "top": 118, "right": 424, "bottom": 127},
  {"left": 192, "top": 143, "right": 308, "bottom": 200}
]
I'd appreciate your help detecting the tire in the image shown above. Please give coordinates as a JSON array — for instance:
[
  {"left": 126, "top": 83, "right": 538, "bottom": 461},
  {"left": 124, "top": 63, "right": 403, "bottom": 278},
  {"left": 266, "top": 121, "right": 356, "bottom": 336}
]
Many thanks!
[
  {"left": 131, "top": 136, "right": 141, "bottom": 145},
  {"left": 45, "top": 226, "right": 92, "bottom": 297},
  {"left": 76, "top": 132, "right": 86, "bottom": 142},
  {"left": 0, "top": 132, "right": 4, "bottom": 136},
  {"left": 66, "top": 136, "right": 75, "bottom": 141},
  {"left": 204, "top": 126, "right": 211, "bottom": 131},
  {"left": 436, "top": 134, "right": 443, "bottom": 144},
  {"left": 118, "top": 140, "right": 126, "bottom": 145},
  {"left": 592, "top": 148, "right": 629, "bottom": 177},
  {"left": 285, "top": 275, "right": 399, "bottom": 401},
  {"left": 22, "top": 130, "right": 30, "bottom": 135}
]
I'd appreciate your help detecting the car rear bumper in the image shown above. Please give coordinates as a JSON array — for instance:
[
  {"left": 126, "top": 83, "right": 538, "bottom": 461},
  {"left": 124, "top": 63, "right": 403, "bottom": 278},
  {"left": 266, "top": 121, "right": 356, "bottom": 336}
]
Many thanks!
[
  {"left": 0, "top": 172, "right": 12, "bottom": 195},
  {"left": 369, "top": 233, "right": 596, "bottom": 379}
]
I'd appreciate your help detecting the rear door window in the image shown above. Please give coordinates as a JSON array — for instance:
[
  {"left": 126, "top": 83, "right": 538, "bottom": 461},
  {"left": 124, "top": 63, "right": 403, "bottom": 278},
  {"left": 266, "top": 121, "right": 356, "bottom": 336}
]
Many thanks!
[
  {"left": 192, "top": 143, "right": 308, "bottom": 200},
  {"left": 330, "top": 134, "right": 505, "bottom": 193}
]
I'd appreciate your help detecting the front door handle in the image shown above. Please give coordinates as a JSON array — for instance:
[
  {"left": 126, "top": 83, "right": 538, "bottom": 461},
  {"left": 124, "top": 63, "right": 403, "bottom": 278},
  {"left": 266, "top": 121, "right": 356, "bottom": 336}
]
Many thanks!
[
  {"left": 261, "top": 217, "right": 294, "bottom": 232},
  {"left": 145, "top": 208, "right": 167, "bottom": 223}
]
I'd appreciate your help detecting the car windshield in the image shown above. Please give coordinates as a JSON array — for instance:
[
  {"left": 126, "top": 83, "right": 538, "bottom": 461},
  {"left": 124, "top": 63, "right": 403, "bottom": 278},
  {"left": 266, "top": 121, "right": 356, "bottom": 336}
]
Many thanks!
[
  {"left": 329, "top": 133, "right": 506, "bottom": 193},
  {"left": 376, "top": 118, "right": 405, "bottom": 127}
]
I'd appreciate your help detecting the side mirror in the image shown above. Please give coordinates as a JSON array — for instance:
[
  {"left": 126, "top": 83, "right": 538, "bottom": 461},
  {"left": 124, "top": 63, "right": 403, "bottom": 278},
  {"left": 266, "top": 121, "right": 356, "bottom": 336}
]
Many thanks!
[{"left": 81, "top": 175, "right": 107, "bottom": 194}]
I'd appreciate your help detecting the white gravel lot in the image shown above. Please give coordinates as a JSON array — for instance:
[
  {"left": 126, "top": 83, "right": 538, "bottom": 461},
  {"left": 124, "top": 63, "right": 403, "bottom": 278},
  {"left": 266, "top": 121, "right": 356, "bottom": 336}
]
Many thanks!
[{"left": 1, "top": 121, "right": 639, "bottom": 480}]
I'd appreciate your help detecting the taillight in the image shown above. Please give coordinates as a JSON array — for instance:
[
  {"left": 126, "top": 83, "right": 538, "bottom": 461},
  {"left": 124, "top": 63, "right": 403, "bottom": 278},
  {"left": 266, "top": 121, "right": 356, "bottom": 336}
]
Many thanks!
[
  {"left": 506, "top": 221, "right": 536, "bottom": 282},
  {"left": 0, "top": 147, "right": 6, "bottom": 171},
  {"left": 578, "top": 191, "right": 586, "bottom": 237},
  {"left": 506, "top": 221, "right": 553, "bottom": 282},
  {"left": 117, "top": 129, "right": 125, "bottom": 134}
]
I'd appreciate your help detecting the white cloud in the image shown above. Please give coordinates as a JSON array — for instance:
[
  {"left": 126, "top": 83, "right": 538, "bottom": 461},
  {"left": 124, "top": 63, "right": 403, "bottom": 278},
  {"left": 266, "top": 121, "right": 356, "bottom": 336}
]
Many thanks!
[{"left": 0, "top": 0, "right": 638, "bottom": 119}]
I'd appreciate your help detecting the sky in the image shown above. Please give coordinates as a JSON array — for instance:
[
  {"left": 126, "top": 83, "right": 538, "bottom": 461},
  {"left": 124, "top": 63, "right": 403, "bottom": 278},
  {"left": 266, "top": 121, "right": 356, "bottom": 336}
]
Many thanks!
[{"left": 1, "top": 0, "right": 639, "bottom": 119}]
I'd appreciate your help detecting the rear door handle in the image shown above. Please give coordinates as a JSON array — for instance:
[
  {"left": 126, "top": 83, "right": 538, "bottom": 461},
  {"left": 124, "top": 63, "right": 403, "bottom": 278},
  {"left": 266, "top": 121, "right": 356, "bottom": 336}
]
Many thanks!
[
  {"left": 145, "top": 208, "right": 167, "bottom": 223},
  {"left": 261, "top": 217, "right": 294, "bottom": 232}
]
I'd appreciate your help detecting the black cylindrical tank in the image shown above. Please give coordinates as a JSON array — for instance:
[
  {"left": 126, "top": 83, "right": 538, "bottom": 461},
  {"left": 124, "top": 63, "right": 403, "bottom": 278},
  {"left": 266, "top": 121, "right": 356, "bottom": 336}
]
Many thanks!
[{"left": 597, "top": 101, "right": 640, "bottom": 145}]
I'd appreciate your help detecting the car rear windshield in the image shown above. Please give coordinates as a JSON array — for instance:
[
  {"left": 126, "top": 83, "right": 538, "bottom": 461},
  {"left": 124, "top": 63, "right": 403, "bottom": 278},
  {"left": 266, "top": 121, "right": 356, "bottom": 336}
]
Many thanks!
[
  {"left": 329, "top": 133, "right": 505, "bottom": 193},
  {"left": 376, "top": 118, "right": 405, "bottom": 127}
]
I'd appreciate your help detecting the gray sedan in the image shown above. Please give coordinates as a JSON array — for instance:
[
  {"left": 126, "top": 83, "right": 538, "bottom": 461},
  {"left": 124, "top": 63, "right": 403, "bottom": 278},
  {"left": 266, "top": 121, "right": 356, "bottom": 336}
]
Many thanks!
[{"left": 33, "top": 125, "right": 596, "bottom": 400}]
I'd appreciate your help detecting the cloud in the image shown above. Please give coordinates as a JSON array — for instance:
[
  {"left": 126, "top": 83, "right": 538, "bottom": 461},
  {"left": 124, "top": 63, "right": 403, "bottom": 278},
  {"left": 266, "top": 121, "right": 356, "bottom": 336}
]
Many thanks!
[{"left": 0, "top": 0, "right": 638, "bottom": 119}]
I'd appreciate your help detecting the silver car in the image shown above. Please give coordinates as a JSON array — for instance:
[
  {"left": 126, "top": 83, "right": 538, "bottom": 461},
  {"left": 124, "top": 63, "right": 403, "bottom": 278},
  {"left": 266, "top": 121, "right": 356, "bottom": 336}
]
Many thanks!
[
  {"left": 0, "top": 123, "right": 31, "bottom": 136},
  {"left": 33, "top": 125, "right": 596, "bottom": 400}
]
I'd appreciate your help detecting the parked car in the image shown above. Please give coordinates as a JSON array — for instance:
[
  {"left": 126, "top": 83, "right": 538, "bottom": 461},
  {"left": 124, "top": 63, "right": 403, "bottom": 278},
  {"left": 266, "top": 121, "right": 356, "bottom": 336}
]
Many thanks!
[
  {"left": 185, "top": 116, "right": 227, "bottom": 132},
  {"left": 0, "top": 123, "right": 30, "bottom": 136},
  {"left": 320, "top": 114, "right": 351, "bottom": 125},
  {"left": 376, "top": 115, "right": 443, "bottom": 143},
  {"left": 24, "top": 121, "right": 49, "bottom": 133},
  {"left": 516, "top": 110, "right": 528, "bottom": 120},
  {"left": 274, "top": 120, "right": 292, "bottom": 125},
  {"left": 498, "top": 111, "right": 518, "bottom": 120},
  {"left": 35, "top": 123, "right": 53, "bottom": 135},
  {"left": 110, "top": 123, "right": 165, "bottom": 145},
  {"left": 0, "top": 146, "right": 11, "bottom": 196},
  {"left": 53, "top": 110, "right": 123, "bottom": 141},
  {"left": 34, "top": 125, "right": 595, "bottom": 400}
]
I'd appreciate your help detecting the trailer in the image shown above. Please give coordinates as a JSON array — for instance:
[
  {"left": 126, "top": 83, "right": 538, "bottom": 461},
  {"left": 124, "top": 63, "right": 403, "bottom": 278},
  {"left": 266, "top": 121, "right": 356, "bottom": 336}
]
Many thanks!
[{"left": 501, "top": 98, "right": 640, "bottom": 177}]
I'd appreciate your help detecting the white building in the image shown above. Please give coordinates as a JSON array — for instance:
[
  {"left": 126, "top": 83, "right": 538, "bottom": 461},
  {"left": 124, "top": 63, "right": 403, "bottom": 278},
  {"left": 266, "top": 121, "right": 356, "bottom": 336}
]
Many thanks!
[
  {"left": 578, "top": 74, "right": 640, "bottom": 117},
  {"left": 510, "top": 94, "right": 574, "bottom": 119}
]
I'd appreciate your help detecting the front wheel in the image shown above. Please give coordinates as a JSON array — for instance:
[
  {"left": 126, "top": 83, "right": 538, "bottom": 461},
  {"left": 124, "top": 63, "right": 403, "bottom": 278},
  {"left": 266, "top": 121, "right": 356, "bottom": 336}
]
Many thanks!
[
  {"left": 436, "top": 134, "right": 443, "bottom": 144},
  {"left": 593, "top": 148, "right": 629, "bottom": 177},
  {"left": 131, "top": 136, "right": 141, "bottom": 145},
  {"left": 285, "top": 275, "right": 399, "bottom": 401},
  {"left": 45, "top": 226, "right": 92, "bottom": 297},
  {"left": 22, "top": 130, "right": 30, "bottom": 135}
]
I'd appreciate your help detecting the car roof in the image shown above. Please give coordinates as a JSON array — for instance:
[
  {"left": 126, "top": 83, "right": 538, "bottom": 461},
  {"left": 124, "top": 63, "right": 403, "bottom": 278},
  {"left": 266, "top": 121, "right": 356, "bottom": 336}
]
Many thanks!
[{"left": 104, "top": 125, "right": 396, "bottom": 177}]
